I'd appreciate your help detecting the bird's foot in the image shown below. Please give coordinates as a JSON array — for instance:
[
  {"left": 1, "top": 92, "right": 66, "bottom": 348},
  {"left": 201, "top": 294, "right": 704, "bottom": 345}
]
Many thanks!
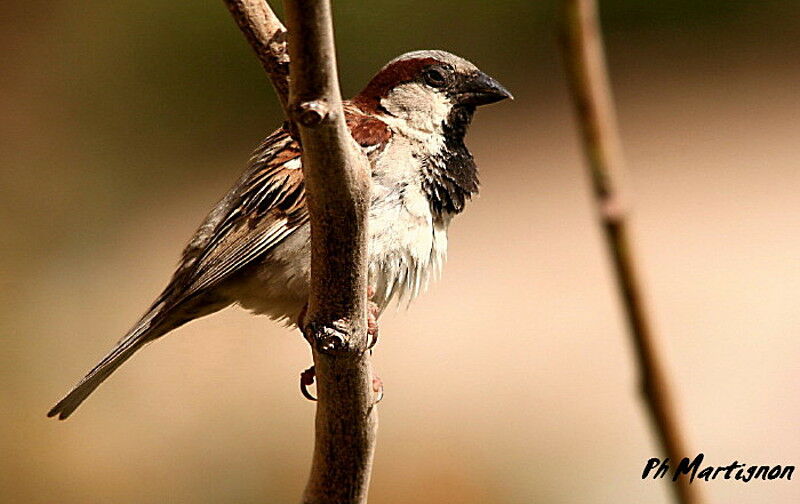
[
  {"left": 299, "top": 365, "right": 383, "bottom": 404},
  {"left": 367, "top": 300, "right": 380, "bottom": 352},
  {"left": 300, "top": 365, "right": 317, "bottom": 401},
  {"left": 372, "top": 375, "right": 384, "bottom": 404},
  {"left": 297, "top": 288, "right": 379, "bottom": 402},
  {"left": 298, "top": 295, "right": 377, "bottom": 353},
  {"left": 366, "top": 286, "right": 380, "bottom": 352}
]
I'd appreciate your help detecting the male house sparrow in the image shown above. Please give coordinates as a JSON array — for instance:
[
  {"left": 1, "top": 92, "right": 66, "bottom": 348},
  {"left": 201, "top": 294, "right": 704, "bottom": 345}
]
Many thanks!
[{"left": 49, "top": 50, "right": 511, "bottom": 419}]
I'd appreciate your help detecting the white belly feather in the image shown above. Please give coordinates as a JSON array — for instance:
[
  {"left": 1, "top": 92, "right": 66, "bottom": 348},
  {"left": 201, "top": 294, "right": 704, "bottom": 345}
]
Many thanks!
[
  {"left": 226, "top": 127, "right": 451, "bottom": 324},
  {"left": 225, "top": 173, "right": 449, "bottom": 324},
  {"left": 367, "top": 181, "right": 448, "bottom": 311}
]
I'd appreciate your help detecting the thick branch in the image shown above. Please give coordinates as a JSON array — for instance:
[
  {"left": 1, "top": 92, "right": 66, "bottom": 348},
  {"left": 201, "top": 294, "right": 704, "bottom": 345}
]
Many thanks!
[
  {"left": 560, "top": 2, "right": 703, "bottom": 504},
  {"left": 223, "top": 0, "right": 376, "bottom": 502},
  {"left": 222, "top": 0, "right": 291, "bottom": 111},
  {"left": 281, "top": 2, "right": 375, "bottom": 503}
]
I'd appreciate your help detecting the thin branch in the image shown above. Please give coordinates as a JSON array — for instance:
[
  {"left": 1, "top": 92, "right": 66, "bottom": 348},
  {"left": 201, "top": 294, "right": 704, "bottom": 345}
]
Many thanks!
[
  {"left": 222, "top": 0, "right": 290, "bottom": 111},
  {"left": 560, "top": 2, "right": 704, "bottom": 504},
  {"left": 222, "top": 1, "right": 377, "bottom": 503}
]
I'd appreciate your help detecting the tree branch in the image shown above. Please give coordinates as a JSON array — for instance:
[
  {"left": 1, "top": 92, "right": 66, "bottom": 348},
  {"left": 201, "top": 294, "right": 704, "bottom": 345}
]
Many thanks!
[
  {"left": 222, "top": 0, "right": 290, "bottom": 111},
  {"left": 560, "top": 2, "right": 704, "bottom": 504},
  {"left": 281, "top": 1, "right": 375, "bottom": 503},
  {"left": 222, "top": 1, "right": 376, "bottom": 503}
]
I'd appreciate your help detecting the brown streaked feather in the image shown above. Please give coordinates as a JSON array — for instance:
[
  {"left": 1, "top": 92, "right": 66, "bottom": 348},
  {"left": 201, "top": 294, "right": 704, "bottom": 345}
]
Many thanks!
[
  {"left": 48, "top": 109, "right": 392, "bottom": 420},
  {"left": 154, "top": 107, "right": 391, "bottom": 312},
  {"left": 156, "top": 129, "right": 305, "bottom": 308},
  {"left": 346, "top": 109, "right": 393, "bottom": 148}
]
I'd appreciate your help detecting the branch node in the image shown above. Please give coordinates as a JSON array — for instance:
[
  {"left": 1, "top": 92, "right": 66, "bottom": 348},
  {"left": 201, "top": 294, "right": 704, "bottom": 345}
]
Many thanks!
[
  {"left": 600, "top": 195, "right": 626, "bottom": 223},
  {"left": 268, "top": 29, "right": 290, "bottom": 68},
  {"left": 292, "top": 100, "right": 330, "bottom": 127},
  {"left": 304, "top": 319, "right": 351, "bottom": 355}
]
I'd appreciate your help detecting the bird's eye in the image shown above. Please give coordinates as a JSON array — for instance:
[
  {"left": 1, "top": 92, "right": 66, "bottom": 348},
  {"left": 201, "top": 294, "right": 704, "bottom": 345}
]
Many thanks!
[{"left": 423, "top": 67, "right": 448, "bottom": 88}]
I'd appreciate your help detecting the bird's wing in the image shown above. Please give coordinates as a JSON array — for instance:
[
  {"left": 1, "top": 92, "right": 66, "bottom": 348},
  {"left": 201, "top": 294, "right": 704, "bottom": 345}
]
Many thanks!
[
  {"left": 47, "top": 128, "right": 308, "bottom": 420},
  {"left": 158, "top": 106, "right": 392, "bottom": 310},
  {"left": 47, "top": 111, "right": 394, "bottom": 420},
  {"left": 158, "top": 127, "right": 307, "bottom": 308}
]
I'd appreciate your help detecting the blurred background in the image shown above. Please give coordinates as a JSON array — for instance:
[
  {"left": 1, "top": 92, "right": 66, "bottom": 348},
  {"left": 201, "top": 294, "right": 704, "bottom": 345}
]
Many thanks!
[{"left": 2, "top": 1, "right": 798, "bottom": 503}]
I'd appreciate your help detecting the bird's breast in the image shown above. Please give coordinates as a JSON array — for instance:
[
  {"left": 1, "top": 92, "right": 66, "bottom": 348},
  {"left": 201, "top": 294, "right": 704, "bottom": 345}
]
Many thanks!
[{"left": 367, "top": 166, "right": 449, "bottom": 310}]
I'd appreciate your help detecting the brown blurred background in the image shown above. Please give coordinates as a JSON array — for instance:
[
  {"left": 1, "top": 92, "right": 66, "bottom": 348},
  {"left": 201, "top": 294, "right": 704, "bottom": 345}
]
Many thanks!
[{"left": 2, "top": 1, "right": 799, "bottom": 503}]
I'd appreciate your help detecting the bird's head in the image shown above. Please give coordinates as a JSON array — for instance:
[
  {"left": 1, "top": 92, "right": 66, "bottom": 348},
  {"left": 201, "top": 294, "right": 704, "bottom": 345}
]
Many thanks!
[{"left": 353, "top": 50, "right": 512, "bottom": 135}]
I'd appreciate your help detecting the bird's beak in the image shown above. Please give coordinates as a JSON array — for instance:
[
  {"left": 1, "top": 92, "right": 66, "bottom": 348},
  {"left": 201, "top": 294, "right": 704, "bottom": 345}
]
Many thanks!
[{"left": 457, "top": 71, "right": 513, "bottom": 106}]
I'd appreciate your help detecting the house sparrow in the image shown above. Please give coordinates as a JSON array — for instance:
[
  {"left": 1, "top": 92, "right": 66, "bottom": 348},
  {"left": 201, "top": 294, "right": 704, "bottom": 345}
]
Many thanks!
[{"left": 48, "top": 50, "right": 511, "bottom": 420}]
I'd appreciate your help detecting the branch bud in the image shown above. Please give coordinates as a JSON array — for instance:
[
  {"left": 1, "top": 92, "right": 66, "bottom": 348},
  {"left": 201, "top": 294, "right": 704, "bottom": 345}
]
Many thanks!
[{"left": 293, "top": 100, "right": 329, "bottom": 127}]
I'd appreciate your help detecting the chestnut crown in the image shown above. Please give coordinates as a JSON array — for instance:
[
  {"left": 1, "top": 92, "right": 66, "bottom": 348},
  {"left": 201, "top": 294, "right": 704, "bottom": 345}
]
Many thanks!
[{"left": 352, "top": 50, "right": 512, "bottom": 113}]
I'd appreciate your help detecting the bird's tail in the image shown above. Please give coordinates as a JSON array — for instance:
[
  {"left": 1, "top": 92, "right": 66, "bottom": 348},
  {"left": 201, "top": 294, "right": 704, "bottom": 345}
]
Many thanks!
[{"left": 48, "top": 309, "right": 168, "bottom": 420}]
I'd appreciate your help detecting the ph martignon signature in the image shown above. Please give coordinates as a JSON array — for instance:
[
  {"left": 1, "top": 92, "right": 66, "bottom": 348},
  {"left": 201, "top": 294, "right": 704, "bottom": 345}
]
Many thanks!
[{"left": 642, "top": 453, "right": 794, "bottom": 483}]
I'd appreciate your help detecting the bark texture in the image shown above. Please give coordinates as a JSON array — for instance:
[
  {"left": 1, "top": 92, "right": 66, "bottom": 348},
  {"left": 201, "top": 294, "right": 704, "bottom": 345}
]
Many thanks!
[
  {"left": 223, "top": 0, "right": 290, "bottom": 110},
  {"left": 282, "top": 1, "right": 376, "bottom": 503},
  {"left": 223, "top": 1, "right": 377, "bottom": 503}
]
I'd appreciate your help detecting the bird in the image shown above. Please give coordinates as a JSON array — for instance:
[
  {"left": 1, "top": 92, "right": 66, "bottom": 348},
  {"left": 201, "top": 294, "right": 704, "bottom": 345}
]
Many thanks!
[{"left": 48, "top": 49, "right": 512, "bottom": 420}]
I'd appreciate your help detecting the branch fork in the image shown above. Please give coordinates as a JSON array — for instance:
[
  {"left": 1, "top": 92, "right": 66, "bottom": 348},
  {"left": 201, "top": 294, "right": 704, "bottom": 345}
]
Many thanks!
[{"left": 223, "top": 0, "right": 377, "bottom": 502}]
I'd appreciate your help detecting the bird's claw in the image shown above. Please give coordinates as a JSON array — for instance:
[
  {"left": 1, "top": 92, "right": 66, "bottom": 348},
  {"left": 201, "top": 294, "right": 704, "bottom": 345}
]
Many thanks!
[
  {"left": 300, "top": 365, "right": 383, "bottom": 404},
  {"left": 298, "top": 288, "right": 379, "bottom": 402},
  {"left": 367, "top": 286, "right": 380, "bottom": 353},
  {"left": 300, "top": 365, "right": 317, "bottom": 401},
  {"left": 372, "top": 375, "right": 384, "bottom": 404},
  {"left": 367, "top": 300, "right": 380, "bottom": 353}
]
